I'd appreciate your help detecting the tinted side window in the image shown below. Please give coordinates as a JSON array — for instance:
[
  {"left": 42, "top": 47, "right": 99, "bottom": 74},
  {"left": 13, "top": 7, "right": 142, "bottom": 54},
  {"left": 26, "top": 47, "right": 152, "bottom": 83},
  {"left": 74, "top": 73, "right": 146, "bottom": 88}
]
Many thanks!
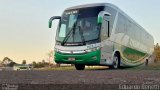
[
  {"left": 126, "top": 21, "right": 135, "bottom": 39},
  {"left": 115, "top": 13, "right": 126, "bottom": 34},
  {"left": 101, "top": 18, "right": 109, "bottom": 40}
]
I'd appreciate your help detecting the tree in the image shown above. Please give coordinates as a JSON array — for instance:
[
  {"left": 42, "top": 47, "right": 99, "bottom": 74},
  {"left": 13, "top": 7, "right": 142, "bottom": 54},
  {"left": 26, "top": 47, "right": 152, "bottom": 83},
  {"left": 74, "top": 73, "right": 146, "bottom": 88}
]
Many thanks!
[
  {"left": 32, "top": 61, "right": 37, "bottom": 68},
  {"left": 1, "top": 57, "right": 17, "bottom": 67},
  {"left": 22, "top": 60, "right": 27, "bottom": 64},
  {"left": 32, "top": 60, "right": 49, "bottom": 68},
  {"left": 47, "top": 50, "right": 54, "bottom": 65},
  {"left": 47, "top": 50, "right": 59, "bottom": 67},
  {"left": 42, "top": 60, "right": 45, "bottom": 64},
  {"left": 9, "top": 62, "right": 17, "bottom": 67},
  {"left": 0, "top": 60, "right": 2, "bottom": 67},
  {"left": 2, "top": 57, "right": 13, "bottom": 67},
  {"left": 154, "top": 43, "right": 160, "bottom": 62}
]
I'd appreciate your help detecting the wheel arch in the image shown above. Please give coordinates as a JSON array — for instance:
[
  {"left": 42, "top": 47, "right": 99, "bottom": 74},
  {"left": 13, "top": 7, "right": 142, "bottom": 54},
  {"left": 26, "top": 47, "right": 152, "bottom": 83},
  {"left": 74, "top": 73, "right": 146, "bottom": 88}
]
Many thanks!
[{"left": 112, "top": 50, "right": 121, "bottom": 66}]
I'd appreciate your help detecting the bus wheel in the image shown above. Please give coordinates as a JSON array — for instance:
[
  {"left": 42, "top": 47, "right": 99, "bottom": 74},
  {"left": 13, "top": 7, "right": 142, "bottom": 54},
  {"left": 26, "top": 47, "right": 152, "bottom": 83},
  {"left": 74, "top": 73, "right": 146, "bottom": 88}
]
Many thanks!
[
  {"left": 109, "top": 54, "right": 119, "bottom": 69},
  {"left": 75, "top": 64, "right": 85, "bottom": 70}
]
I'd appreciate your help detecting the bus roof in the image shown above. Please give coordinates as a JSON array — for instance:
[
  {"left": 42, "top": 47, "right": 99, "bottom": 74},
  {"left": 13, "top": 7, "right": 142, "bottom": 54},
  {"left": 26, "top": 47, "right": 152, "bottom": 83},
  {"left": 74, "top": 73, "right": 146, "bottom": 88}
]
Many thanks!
[{"left": 66, "top": 3, "right": 117, "bottom": 10}]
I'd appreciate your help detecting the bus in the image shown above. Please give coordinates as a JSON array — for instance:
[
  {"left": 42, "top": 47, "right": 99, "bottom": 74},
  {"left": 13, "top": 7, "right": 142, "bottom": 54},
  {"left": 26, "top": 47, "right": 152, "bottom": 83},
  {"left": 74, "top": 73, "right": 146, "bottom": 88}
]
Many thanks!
[{"left": 49, "top": 3, "right": 154, "bottom": 70}]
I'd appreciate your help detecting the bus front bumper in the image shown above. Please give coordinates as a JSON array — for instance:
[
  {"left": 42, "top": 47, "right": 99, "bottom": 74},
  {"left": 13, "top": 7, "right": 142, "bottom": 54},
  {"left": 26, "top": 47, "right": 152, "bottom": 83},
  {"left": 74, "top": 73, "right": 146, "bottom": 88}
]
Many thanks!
[{"left": 54, "top": 50, "right": 100, "bottom": 65}]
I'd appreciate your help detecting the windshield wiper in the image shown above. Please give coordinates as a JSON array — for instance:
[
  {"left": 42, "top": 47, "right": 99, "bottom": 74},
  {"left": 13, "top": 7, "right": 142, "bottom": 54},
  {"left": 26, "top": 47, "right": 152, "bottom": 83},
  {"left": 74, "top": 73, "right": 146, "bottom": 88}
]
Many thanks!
[
  {"left": 61, "top": 22, "right": 76, "bottom": 46},
  {"left": 78, "top": 26, "right": 86, "bottom": 45},
  {"left": 61, "top": 20, "right": 86, "bottom": 46}
]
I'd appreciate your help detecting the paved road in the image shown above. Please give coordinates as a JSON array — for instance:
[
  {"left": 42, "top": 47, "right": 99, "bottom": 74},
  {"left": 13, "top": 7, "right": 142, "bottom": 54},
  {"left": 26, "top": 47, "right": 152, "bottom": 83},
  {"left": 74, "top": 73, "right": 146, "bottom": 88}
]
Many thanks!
[
  {"left": 0, "top": 70, "right": 160, "bottom": 90},
  {"left": 0, "top": 70, "right": 160, "bottom": 84}
]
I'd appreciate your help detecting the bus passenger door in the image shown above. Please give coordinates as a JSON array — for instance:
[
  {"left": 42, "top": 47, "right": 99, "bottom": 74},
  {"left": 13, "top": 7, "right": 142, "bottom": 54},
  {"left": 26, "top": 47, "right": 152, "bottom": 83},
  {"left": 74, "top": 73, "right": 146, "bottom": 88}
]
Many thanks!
[{"left": 100, "top": 15, "right": 113, "bottom": 65}]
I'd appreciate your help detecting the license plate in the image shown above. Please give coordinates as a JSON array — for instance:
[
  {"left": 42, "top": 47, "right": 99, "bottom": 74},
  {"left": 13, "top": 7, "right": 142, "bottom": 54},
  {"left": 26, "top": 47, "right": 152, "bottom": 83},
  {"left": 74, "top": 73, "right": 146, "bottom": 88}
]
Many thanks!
[{"left": 68, "top": 58, "right": 75, "bottom": 61}]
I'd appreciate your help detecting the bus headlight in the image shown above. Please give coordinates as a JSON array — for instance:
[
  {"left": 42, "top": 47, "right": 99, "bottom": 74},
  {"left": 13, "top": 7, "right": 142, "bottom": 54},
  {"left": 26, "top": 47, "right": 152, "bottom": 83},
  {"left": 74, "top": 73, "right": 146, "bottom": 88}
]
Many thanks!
[{"left": 85, "top": 47, "right": 100, "bottom": 53}]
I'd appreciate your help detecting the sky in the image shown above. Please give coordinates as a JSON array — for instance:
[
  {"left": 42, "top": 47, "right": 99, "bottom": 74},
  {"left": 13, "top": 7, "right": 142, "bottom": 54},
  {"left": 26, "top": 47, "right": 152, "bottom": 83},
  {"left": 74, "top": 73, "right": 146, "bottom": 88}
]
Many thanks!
[{"left": 0, "top": 0, "right": 160, "bottom": 64}]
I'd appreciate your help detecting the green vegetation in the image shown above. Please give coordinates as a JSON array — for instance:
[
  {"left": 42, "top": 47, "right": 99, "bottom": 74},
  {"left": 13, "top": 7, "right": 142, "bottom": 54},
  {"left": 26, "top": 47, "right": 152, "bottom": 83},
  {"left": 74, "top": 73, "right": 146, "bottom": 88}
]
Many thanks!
[
  {"left": 1, "top": 57, "right": 17, "bottom": 67},
  {"left": 35, "top": 63, "right": 160, "bottom": 70},
  {"left": 34, "top": 66, "right": 108, "bottom": 70},
  {"left": 127, "top": 62, "right": 160, "bottom": 70},
  {"left": 32, "top": 60, "right": 49, "bottom": 68},
  {"left": 40, "top": 66, "right": 75, "bottom": 70},
  {"left": 22, "top": 60, "right": 27, "bottom": 64},
  {"left": 154, "top": 43, "right": 160, "bottom": 62}
]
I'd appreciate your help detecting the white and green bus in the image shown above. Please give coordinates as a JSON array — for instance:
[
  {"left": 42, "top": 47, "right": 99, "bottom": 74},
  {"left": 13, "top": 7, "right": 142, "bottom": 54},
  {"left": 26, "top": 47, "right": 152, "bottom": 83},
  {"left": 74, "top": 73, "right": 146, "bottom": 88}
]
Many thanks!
[{"left": 49, "top": 3, "right": 154, "bottom": 70}]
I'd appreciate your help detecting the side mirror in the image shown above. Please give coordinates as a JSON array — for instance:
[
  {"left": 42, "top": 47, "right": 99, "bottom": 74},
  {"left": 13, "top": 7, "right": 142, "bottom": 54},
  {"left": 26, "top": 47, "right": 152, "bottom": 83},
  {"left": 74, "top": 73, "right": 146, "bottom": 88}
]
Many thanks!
[
  {"left": 97, "top": 11, "right": 111, "bottom": 24},
  {"left": 49, "top": 16, "right": 61, "bottom": 28}
]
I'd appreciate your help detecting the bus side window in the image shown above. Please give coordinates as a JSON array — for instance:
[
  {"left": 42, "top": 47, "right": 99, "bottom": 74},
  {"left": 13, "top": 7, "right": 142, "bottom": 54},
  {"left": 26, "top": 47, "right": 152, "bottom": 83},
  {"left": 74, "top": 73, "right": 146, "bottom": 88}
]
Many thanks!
[
  {"left": 104, "top": 15, "right": 110, "bottom": 37},
  {"left": 101, "top": 15, "right": 110, "bottom": 41},
  {"left": 101, "top": 19, "right": 107, "bottom": 40}
]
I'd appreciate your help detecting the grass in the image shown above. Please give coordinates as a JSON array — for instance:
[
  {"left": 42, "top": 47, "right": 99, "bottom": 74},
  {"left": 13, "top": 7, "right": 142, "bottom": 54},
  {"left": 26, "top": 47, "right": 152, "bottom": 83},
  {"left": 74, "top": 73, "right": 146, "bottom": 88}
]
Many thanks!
[
  {"left": 126, "top": 62, "right": 160, "bottom": 70},
  {"left": 45, "top": 66, "right": 75, "bottom": 70},
  {"left": 34, "top": 66, "right": 109, "bottom": 71},
  {"left": 33, "top": 62, "right": 160, "bottom": 71}
]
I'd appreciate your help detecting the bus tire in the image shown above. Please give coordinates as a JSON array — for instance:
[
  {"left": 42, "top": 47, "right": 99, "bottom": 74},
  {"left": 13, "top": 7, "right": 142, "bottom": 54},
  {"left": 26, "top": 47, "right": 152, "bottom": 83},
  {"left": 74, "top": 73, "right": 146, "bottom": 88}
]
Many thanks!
[
  {"left": 75, "top": 64, "right": 85, "bottom": 70},
  {"left": 109, "top": 54, "right": 119, "bottom": 69}
]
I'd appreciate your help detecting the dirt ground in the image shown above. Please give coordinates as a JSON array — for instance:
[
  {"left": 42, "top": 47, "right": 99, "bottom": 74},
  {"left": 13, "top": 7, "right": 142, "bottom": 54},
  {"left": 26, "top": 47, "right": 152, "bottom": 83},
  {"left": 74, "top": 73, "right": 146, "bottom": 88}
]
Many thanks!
[{"left": 0, "top": 69, "right": 160, "bottom": 90}]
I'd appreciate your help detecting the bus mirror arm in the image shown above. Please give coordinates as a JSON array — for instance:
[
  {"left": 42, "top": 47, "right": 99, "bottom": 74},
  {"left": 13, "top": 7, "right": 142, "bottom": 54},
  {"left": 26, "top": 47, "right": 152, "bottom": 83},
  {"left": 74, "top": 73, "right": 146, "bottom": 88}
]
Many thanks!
[
  {"left": 49, "top": 16, "right": 61, "bottom": 28},
  {"left": 97, "top": 11, "right": 111, "bottom": 24}
]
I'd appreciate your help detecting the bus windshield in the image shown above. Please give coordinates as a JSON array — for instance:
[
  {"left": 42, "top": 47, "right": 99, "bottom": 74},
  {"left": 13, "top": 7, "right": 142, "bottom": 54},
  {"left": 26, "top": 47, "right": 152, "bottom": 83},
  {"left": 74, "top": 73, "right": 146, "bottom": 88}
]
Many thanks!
[{"left": 56, "top": 6, "right": 104, "bottom": 45}]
